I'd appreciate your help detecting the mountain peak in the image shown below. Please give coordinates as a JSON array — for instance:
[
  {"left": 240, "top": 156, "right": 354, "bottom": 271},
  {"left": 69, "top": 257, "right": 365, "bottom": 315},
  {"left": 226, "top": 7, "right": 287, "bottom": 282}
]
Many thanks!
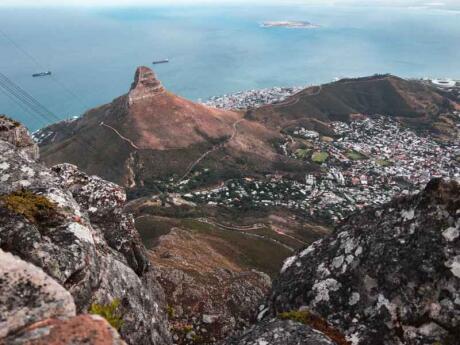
[{"left": 129, "top": 66, "right": 165, "bottom": 105}]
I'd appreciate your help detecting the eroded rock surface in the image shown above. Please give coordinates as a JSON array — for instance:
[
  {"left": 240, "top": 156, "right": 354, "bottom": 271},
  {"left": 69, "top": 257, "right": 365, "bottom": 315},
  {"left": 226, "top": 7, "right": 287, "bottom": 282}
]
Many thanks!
[
  {"left": 128, "top": 66, "right": 165, "bottom": 104},
  {"left": 268, "top": 178, "right": 460, "bottom": 345},
  {"left": 222, "top": 318, "right": 338, "bottom": 345},
  {"left": 0, "top": 249, "right": 76, "bottom": 339},
  {"left": 0, "top": 134, "right": 171, "bottom": 345}
]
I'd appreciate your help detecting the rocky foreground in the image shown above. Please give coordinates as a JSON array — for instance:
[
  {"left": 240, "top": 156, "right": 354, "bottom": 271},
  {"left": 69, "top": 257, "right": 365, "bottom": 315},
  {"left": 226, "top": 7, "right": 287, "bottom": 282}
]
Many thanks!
[
  {"left": 225, "top": 178, "right": 460, "bottom": 345},
  {"left": 1, "top": 115, "right": 459, "bottom": 345},
  {"left": 0, "top": 116, "right": 171, "bottom": 345}
]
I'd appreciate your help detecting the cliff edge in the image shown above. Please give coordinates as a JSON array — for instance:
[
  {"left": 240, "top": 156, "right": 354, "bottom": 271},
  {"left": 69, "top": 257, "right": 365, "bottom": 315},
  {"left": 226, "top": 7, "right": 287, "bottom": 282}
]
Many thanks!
[{"left": 0, "top": 118, "right": 171, "bottom": 345}]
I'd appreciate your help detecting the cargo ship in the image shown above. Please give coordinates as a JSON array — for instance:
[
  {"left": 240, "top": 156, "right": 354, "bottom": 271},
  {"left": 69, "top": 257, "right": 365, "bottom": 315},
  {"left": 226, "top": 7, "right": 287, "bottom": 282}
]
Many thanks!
[
  {"left": 32, "top": 71, "right": 52, "bottom": 77},
  {"left": 152, "top": 59, "right": 169, "bottom": 65}
]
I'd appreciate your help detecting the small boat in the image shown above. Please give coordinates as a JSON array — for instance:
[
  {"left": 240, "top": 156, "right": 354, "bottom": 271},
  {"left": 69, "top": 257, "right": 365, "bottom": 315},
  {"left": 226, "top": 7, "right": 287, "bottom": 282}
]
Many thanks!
[
  {"left": 32, "top": 71, "right": 52, "bottom": 77},
  {"left": 152, "top": 59, "right": 169, "bottom": 65}
]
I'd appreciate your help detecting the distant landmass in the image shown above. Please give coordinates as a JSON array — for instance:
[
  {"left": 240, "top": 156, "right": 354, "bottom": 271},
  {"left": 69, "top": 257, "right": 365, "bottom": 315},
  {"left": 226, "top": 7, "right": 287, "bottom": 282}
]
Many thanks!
[{"left": 261, "top": 21, "right": 320, "bottom": 29}]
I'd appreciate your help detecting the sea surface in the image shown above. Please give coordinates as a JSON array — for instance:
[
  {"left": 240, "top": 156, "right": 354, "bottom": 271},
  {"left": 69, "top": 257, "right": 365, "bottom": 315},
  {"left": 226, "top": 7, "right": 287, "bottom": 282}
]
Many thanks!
[{"left": 1, "top": 4, "right": 460, "bottom": 131}]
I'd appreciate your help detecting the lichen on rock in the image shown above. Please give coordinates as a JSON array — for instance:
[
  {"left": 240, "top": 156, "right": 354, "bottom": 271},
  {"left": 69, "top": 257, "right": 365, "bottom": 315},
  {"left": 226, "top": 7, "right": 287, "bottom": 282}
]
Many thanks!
[
  {"left": 266, "top": 178, "right": 460, "bottom": 345},
  {"left": 0, "top": 128, "right": 171, "bottom": 345}
]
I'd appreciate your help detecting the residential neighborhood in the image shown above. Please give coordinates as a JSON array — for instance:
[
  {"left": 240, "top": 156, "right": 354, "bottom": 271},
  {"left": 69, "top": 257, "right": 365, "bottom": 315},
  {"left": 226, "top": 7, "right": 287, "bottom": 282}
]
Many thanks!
[
  {"left": 181, "top": 115, "right": 460, "bottom": 222},
  {"left": 203, "top": 86, "right": 304, "bottom": 109}
]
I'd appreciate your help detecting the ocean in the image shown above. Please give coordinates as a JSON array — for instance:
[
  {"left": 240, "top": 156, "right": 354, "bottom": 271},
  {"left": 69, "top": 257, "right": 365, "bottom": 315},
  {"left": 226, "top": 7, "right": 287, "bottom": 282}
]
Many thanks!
[{"left": 1, "top": 4, "right": 459, "bottom": 131}]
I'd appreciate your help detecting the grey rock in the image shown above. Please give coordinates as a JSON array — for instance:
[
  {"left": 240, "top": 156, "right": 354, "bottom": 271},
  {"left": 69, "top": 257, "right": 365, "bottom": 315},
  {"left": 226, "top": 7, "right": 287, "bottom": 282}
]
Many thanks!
[
  {"left": 202, "top": 314, "right": 219, "bottom": 324},
  {"left": 0, "top": 136, "right": 171, "bottom": 345},
  {"left": 268, "top": 178, "right": 460, "bottom": 345},
  {"left": 0, "top": 249, "right": 76, "bottom": 338},
  {"left": 0, "top": 115, "right": 38, "bottom": 161},
  {"left": 222, "top": 318, "right": 337, "bottom": 345}
]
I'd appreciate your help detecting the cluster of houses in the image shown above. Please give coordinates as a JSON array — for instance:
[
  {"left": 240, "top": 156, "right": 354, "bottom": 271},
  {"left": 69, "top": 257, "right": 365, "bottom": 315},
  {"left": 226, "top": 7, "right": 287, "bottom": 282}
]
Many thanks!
[
  {"left": 203, "top": 86, "right": 304, "bottom": 109},
  {"left": 181, "top": 116, "right": 459, "bottom": 223}
]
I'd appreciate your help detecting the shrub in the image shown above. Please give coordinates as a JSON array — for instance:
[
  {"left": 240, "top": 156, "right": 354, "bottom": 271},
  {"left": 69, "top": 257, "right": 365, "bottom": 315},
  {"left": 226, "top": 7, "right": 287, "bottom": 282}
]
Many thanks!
[
  {"left": 89, "top": 299, "right": 124, "bottom": 330},
  {"left": 295, "top": 149, "right": 311, "bottom": 160},
  {"left": 0, "top": 190, "right": 57, "bottom": 223},
  {"left": 311, "top": 151, "right": 329, "bottom": 164},
  {"left": 167, "top": 304, "right": 175, "bottom": 319}
]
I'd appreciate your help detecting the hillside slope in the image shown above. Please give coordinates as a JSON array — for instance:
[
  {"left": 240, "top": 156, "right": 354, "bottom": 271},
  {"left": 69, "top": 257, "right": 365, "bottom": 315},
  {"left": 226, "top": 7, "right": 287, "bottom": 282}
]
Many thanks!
[
  {"left": 253, "top": 74, "right": 456, "bottom": 140},
  {"left": 37, "top": 67, "right": 304, "bottom": 195}
]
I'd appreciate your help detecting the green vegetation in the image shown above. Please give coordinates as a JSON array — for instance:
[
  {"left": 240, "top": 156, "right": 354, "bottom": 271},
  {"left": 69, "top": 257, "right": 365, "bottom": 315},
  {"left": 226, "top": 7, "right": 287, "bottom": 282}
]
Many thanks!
[
  {"left": 0, "top": 190, "right": 57, "bottom": 223},
  {"left": 294, "top": 148, "right": 311, "bottom": 160},
  {"left": 278, "top": 309, "right": 350, "bottom": 345},
  {"left": 375, "top": 158, "right": 393, "bottom": 167},
  {"left": 278, "top": 310, "right": 311, "bottom": 324},
  {"left": 346, "top": 150, "right": 367, "bottom": 161},
  {"left": 89, "top": 299, "right": 124, "bottom": 330},
  {"left": 166, "top": 305, "right": 175, "bottom": 319},
  {"left": 311, "top": 151, "right": 329, "bottom": 164}
]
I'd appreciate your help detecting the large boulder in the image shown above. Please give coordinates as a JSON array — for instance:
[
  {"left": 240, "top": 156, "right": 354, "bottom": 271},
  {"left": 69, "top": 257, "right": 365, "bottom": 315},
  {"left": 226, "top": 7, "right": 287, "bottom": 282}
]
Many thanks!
[
  {"left": 0, "top": 133, "right": 171, "bottom": 345},
  {"left": 267, "top": 179, "right": 460, "bottom": 345},
  {"left": 4, "top": 315, "right": 127, "bottom": 345},
  {"left": 0, "top": 249, "right": 76, "bottom": 338},
  {"left": 0, "top": 250, "right": 127, "bottom": 345}
]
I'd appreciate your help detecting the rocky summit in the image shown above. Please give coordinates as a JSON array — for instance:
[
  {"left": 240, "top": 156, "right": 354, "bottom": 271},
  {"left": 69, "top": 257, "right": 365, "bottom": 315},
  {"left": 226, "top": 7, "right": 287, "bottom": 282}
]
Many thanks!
[
  {"left": 245, "top": 178, "right": 459, "bottom": 345},
  {"left": 0, "top": 118, "right": 171, "bottom": 345}
]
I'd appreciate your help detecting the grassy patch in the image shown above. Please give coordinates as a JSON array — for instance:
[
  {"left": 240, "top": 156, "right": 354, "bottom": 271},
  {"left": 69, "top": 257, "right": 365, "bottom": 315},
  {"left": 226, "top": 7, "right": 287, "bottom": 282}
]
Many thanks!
[
  {"left": 311, "top": 151, "right": 329, "bottom": 164},
  {"left": 279, "top": 309, "right": 350, "bottom": 345},
  {"left": 294, "top": 149, "right": 311, "bottom": 160},
  {"left": 0, "top": 190, "right": 57, "bottom": 223},
  {"left": 167, "top": 305, "right": 175, "bottom": 319},
  {"left": 346, "top": 150, "right": 367, "bottom": 160},
  {"left": 89, "top": 299, "right": 124, "bottom": 330},
  {"left": 375, "top": 158, "right": 393, "bottom": 167}
]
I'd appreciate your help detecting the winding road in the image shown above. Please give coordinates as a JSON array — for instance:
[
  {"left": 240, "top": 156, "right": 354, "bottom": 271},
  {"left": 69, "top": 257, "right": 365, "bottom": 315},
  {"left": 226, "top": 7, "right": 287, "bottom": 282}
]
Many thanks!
[{"left": 194, "top": 217, "right": 295, "bottom": 252}]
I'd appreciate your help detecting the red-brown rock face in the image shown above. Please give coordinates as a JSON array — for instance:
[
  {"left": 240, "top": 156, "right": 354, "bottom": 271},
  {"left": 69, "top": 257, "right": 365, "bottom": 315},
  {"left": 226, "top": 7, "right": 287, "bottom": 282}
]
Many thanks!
[{"left": 128, "top": 66, "right": 165, "bottom": 105}]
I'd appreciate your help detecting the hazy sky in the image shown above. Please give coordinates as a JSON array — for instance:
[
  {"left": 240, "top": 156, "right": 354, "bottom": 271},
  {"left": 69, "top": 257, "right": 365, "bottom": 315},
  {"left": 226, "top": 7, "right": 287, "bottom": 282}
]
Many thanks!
[
  {"left": 0, "top": 0, "right": 458, "bottom": 9},
  {"left": 0, "top": 0, "right": 446, "bottom": 6},
  {"left": 1, "top": 0, "right": 293, "bottom": 6}
]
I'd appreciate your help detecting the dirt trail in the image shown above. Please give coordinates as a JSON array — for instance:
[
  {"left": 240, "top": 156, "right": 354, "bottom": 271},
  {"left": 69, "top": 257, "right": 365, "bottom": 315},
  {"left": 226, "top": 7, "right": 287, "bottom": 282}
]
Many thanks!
[
  {"left": 178, "top": 118, "right": 244, "bottom": 183},
  {"left": 100, "top": 122, "right": 139, "bottom": 150}
]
